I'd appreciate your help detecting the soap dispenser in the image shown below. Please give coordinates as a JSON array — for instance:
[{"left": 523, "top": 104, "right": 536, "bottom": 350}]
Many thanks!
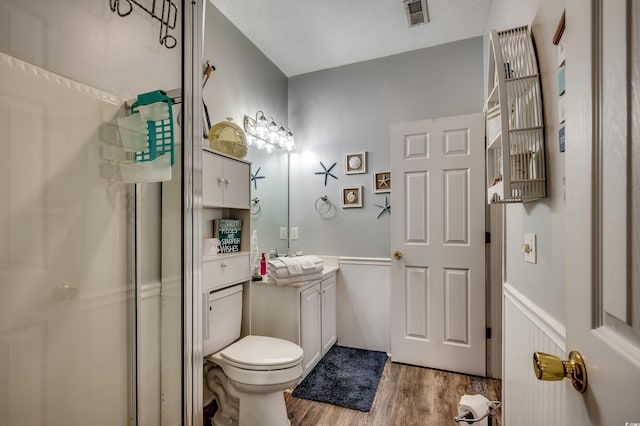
[{"left": 260, "top": 253, "right": 267, "bottom": 276}]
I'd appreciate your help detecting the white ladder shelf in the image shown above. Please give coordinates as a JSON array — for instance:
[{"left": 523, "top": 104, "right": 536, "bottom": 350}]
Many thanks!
[{"left": 486, "top": 26, "right": 546, "bottom": 204}]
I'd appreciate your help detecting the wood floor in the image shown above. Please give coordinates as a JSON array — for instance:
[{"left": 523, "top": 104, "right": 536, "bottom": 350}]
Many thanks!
[{"left": 285, "top": 360, "right": 502, "bottom": 426}]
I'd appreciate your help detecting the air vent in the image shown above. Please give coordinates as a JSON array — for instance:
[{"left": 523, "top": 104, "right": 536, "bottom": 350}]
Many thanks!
[{"left": 403, "top": 0, "right": 429, "bottom": 27}]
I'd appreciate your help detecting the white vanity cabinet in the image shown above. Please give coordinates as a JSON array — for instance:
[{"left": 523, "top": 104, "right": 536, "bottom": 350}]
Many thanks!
[
  {"left": 300, "top": 283, "right": 322, "bottom": 373},
  {"left": 319, "top": 273, "right": 336, "bottom": 355},
  {"left": 251, "top": 270, "right": 337, "bottom": 378},
  {"left": 203, "top": 148, "right": 250, "bottom": 209}
]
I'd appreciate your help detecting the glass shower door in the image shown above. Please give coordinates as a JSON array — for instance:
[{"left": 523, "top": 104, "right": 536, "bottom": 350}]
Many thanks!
[
  {"left": 0, "top": 49, "right": 135, "bottom": 426},
  {"left": 0, "top": 0, "right": 183, "bottom": 424}
]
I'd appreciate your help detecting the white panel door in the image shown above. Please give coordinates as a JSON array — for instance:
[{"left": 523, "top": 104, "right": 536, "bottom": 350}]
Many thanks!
[
  {"left": 562, "top": 0, "right": 640, "bottom": 423},
  {"left": 390, "top": 113, "right": 486, "bottom": 376}
]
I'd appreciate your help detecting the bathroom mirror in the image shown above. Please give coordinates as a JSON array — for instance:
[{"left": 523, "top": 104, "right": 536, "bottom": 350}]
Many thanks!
[{"left": 245, "top": 149, "right": 289, "bottom": 257}]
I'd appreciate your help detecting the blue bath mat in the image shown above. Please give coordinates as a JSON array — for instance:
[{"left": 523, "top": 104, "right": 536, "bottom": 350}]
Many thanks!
[{"left": 292, "top": 345, "right": 388, "bottom": 412}]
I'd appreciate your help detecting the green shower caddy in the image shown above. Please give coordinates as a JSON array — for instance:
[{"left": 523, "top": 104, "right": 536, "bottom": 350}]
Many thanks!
[{"left": 130, "top": 90, "right": 174, "bottom": 165}]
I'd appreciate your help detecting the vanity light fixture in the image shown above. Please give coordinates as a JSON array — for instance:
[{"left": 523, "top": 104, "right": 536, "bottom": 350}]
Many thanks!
[{"left": 244, "top": 111, "right": 296, "bottom": 153}]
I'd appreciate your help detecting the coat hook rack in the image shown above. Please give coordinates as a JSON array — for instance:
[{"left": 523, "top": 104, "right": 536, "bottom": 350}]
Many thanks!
[{"left": 110, "top": 0, "right": 178, "bottom": 49}]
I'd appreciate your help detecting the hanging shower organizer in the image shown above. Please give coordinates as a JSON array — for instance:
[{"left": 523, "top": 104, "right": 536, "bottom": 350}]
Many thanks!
[
  {"left": 117, "top": 89, "right": 175, "bottom": 183},
  {"left": 486, "top": 26, "right": 546, "bottom": 204},
  {"left": 110, "top": 0, "right": 178, "bottom": 49}
]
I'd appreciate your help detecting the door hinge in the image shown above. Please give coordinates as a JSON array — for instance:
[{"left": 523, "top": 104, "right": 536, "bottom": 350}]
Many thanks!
[
  {"left": 486, "top": 327, "right": 492, "bottom": 339},
  {"left": 485, "top": 231, "right": 491, "bottom": 244}
]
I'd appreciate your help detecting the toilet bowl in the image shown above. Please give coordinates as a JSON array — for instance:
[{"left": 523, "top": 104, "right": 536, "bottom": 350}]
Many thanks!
[
  {"left": 206, "top": 335, "right": 303, "bottom": 426},
  {"left": 203, "top": 284, "right": 304, "bottom": 425}
]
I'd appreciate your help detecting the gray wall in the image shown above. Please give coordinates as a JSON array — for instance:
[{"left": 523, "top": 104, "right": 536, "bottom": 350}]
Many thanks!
[
  {"left": 203, "top": 3, "right": 289, "bottom": 255},
  {"left": 485, "top": 0, "right": 566, "bottom": 323},
  {"left": 287, "top": 37, "right": 484, "bottom": 257},
  {"left": 203, "top": 3, "right": 287, "bottom": 129}
]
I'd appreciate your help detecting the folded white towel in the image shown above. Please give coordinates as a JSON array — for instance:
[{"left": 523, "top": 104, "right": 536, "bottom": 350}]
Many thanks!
[
  {"left": 268, "top": 255, "right": 323, "bottom": 272},
  {"left": 269, "top": 271, "right": 323, "bottom": 286},
  {"left": 303, "top": 255, "right": 323, "bottom": 264},
  {"left": 267, "top": 258, "right": 287, "bottom": 269},
  {"left": 299, "top": 257, "right": 316, "bottom": 270},
  {"left": 269, "top": 263, "right": 323, "bottom": 278},
  {"left": 280, "top": 257, "right": 303, "bottom": 275}
]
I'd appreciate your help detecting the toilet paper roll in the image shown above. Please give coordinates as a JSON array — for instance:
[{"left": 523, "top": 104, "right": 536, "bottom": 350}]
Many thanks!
[
  {"left": 204, "top": 238, "right": 221, "bottom": 256},
  {"left": 457, "top": 394, "right": 490, "bottom": 426}
]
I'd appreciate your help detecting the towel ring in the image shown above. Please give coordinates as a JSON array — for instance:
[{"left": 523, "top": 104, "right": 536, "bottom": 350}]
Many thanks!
[
  {"left": 314, "top": 195, "right": 332, "bottom": 215},
  {"left": 251, "top": 197, "right": 261, "bottom": 215}
]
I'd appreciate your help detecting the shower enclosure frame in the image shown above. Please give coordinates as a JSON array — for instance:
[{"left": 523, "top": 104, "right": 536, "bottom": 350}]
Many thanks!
[{"left": 182, "top": 0, "right": 205, "bottom": 424}]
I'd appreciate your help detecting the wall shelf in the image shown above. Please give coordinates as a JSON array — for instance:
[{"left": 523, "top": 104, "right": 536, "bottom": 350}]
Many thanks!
[{"left": 486, "top": 26, "right": 546, "bottom": 204}]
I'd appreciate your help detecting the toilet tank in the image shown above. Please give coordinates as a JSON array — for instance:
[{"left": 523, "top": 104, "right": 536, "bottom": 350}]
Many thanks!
[{"left": 203, "top": 284, "right": 243, "bottom": 356}]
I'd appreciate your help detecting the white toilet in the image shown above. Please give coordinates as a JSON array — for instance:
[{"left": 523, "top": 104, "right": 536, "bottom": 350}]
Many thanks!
[{"left": 204, "top": 284, "right": 304, "bottom": 426}]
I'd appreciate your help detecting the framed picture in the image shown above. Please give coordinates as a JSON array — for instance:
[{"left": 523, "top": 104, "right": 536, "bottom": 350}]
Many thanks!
[
  {"left": 341, "top": 186, "right": 363, "bottom": 208},
  {"left": 373, "top": 170, "right": 391, "bottom": 193},
  {"left": 345, "top": 152, "right": 367, "bottom": 174}
]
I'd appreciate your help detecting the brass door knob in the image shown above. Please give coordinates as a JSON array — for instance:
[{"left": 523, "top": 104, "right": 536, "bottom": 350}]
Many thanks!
[
  {"left": 393, "top": 250, "right": 403, "bottom": 260},
  {"left": 533, "top": 351, "right": 588, "bottom": 393}
]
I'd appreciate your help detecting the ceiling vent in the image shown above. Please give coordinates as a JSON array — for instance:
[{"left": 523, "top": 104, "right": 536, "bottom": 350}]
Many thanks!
[{"left": 403, "top": 0, "right": 429, "bottom": 27}]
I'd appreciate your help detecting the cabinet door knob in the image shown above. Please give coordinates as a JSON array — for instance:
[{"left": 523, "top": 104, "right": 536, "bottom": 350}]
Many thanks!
[{"left": 221, "top": 262, "right": 227, "bottom": 268}]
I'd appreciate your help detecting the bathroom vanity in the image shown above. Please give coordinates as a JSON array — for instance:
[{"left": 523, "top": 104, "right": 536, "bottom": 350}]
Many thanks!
[{"left": 251, "top": 263, "right": 338, "bottom": 378}]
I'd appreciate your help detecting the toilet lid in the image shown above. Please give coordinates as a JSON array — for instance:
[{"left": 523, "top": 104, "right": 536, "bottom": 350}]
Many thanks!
[{"left": 220, "top": 335, "right": 304, "bottom": 371}]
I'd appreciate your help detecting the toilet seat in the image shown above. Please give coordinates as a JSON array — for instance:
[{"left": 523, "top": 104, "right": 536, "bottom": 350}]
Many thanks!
[{"left": 220, "top": 335, "right": 304, "bottom": 371}]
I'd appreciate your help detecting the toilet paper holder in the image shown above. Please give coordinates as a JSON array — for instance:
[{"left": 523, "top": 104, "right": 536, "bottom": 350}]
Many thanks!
[{"left": 454, "top": 400, "right": 502, "bottom": 425}]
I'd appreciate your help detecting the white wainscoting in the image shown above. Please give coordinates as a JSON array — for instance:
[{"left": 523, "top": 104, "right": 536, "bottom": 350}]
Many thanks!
[
  {"left": 503, "top": 283, "right": 566, "bottom": 426},
  {"left": 336, "top": 257, "right": 391, "bottom": 353}
]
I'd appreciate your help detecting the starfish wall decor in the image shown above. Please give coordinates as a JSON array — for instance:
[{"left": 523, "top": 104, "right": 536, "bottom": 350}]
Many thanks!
[
  {"left": 250, "top": 166, "right": 265, "bottom": 190},
  {"left": 314, "top": 161, "right": 338, "bottom": 186},
  {"left": 374, "top": 196, "right": 391, "bottom": 218}
]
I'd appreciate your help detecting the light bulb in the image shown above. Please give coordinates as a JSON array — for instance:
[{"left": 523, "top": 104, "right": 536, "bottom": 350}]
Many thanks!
[
  {"left": 285, "top": 131, "right": 295, "bottom": 151},
  {"left": 277, "top": 125, "right": 287, "bottom": 148},
  {"left": 246, "top": 134, "right": 254, "bottom": 147},
  {"left": 265, "top": 143, "right": 274, "bottom": 154},
  {"left": 268, "top": 119, "right": 278, "bottom": 143},
  {"left": 256, "top": 112, "right": 268, "bottom": 138}
]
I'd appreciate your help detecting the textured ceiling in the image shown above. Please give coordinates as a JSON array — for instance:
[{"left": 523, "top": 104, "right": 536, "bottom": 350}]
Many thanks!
[{"left": 209, "top": 0, "right": 493, "bottom": 77}]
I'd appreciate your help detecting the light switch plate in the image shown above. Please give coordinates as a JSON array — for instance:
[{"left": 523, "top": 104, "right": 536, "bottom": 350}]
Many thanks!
[
  {"left": 524, "top": 233, "right": 537, "bottom": 264},
  {"left": 290, "top": 227, "right": 299, "bottom": 240},
  {"left": 279, "top": 227, "right": 288, "bottom": 240}
]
